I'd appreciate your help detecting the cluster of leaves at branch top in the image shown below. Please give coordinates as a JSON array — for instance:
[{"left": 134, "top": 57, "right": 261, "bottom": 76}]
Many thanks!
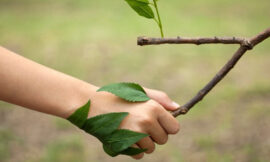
[
  {"left": 67, "top": 83, "right": 151, "bottom": 157},
  {"left": 125, "top": 0, "right": 164, "bottom": 37}
]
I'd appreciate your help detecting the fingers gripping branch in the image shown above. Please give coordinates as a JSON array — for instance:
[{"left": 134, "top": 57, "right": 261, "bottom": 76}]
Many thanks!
[{"left": 137, "top": 28, "right": 270, "bottom": 117}]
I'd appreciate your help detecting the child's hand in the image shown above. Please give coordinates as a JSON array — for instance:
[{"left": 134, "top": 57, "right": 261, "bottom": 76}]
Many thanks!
[{"left": 88, "top": 87, "right": 180, "bottom": 159}]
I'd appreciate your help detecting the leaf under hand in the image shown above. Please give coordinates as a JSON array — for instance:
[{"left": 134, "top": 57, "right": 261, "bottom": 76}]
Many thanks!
[
  {"left": 67, "top": 100, "right": 149, "bottom": 157},
  {"left": 103, "top": 129, "right": 148, "bottom": 157},
  {"left": 125, "top": 0, "right": 155, "bottom": 19},
  {"left": 121, "top": 147, "right": 147, "bottom": 156},
  {"left": 97, "top": 82, "right": 150, "bottom": 102},
  {"left": 67, "top": 100, "right": 90, "bottom": 128},
  {"left": 82, "top": 112, "right": 129, "bottom": 139},
  {"left": 103, "top": 144, "right": 147, "bottom": 157},
  {"left": 104, "top": 129, "right": 148, "bottom": 153}
]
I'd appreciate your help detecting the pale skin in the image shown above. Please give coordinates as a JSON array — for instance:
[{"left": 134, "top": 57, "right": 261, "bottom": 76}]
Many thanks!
[{"left": 0, "top": 46, "right": 180, "bottom": 159}]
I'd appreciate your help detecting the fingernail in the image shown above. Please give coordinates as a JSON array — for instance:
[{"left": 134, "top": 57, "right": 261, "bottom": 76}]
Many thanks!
[{"left": 172, "top": 101, "right": 180, "bottom": 108}]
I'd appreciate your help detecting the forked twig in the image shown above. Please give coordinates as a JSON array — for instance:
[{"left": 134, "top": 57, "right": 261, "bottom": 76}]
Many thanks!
[{"left": 137, "top": 28, "right": 270, "bottom": 117}]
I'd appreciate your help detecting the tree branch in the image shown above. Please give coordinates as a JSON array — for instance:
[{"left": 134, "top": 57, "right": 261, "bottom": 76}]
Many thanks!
[
  {"left": 137, "top": 28, "right": 270, "bottom": 117},
  {"left": 138, "top": 36, "right": 251, "bottom": 47}
]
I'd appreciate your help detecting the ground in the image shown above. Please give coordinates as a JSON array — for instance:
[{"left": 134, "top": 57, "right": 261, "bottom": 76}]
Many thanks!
[{"left": 0, "top": 0, "right": 270, "bottom": 161}]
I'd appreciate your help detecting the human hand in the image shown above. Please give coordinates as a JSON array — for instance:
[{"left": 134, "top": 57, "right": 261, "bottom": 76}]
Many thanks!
[{"left": 87, "top": 86, "right": 180, "bottom": 159}]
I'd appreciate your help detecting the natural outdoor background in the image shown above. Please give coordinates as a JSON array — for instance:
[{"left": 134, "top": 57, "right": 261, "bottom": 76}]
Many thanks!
[{"left": 0, "top": 0, "right": 269, "bottom": 161}]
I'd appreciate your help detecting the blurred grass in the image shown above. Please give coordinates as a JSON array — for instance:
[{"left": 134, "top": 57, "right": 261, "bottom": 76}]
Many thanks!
[
  {"left": 0, "top": 128, "right": 14, "bottom": 161},
  {"left": 38, "top": 135, "right": 85, "bottom": 162},
  {"left": 0, "top": 0, "right": 270, "bottom": 161}
]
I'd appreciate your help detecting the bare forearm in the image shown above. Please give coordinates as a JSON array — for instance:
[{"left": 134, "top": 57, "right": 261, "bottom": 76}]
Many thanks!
[{"left": 0, "top": 46, "right": 97, "bottom": 118}]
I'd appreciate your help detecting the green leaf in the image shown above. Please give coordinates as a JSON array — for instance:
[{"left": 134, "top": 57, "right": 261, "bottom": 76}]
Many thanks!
[
  {"left": 67, "top": 100, "right": 90, "bottom": 128},
  {"left": 67, "top": 100, "right": 149, "bottom": 157},
  {"left": 97, "top": 82, "right": 150, "bottom": 102},
  {"left": 121, "top": 147, "right": 147, "bottom": 156},
  {"left": 103, "top": 129, "right": 148, "bottom": 153},
  {"left": 125, "top": 0, "right": 155, "bottom": 19},
  {"left": 136, "top": 0, "right": 150, "bottom": 3},
  {"left": 103, "top": 144, "right": 119, "bottom": 157},
  {"left": 103, "top": 145, "right": 147, "bottom": 157},
  {"left": 82, "top": 112, "right": 129, "bottom": 139}
]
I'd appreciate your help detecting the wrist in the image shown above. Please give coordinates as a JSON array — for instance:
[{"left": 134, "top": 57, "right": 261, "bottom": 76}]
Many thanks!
[{"left": 60, "top": 81, "right": 98, "bottom": 119}]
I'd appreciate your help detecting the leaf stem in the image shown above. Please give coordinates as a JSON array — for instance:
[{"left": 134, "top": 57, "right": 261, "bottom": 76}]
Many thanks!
[
  {"left": 154, "top": 18, "right": 160, "bottom": 27},
  {"left": 153, "top": 0, "right": 164, "bottom": 37},
  {"left": 149, "top": 2, "right": 155, "bottom": 6}
]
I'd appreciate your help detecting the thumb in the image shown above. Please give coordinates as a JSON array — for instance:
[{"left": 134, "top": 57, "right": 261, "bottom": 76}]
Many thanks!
[{"left": 144, "top": 88, "right": 180, "bottom": 111}]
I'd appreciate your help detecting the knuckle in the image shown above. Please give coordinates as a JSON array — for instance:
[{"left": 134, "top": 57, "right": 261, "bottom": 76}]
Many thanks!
[
  {"left": 147, "top": 100, "right": 162, "bottom": 112},
  {"left": 132, "top": 153, "right": 144, "bottom": 160},
  {"left": 148, "top": 100, "right": 159, "bottom": 107},
  {"left": 157, "top": 135, "right": 168, "bottom": 145},
  {"left": 170, "top": 122, "right": 180, "bottom": 134},
  {"left": 140, "top": 116, "right": 154, "bottom": 125},
  {"left": 145, "top": 144, "right": 155, "bottom": 154}
]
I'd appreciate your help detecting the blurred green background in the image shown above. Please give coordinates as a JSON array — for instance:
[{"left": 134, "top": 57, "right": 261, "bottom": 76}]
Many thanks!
[{"left": 0, "top": 0, "right": 270, "bottom": 161}]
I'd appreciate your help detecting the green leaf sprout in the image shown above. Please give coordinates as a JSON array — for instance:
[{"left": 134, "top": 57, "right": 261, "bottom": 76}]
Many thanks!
[{"left": 125, "top": 0, "right": 164, "bottom": 37}]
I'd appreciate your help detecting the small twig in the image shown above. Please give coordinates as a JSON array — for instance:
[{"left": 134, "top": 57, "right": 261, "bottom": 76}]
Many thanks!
[
  {"left": 137, "top": 28, "right": 270, "bottom": 117},
  {"left": 138, "top": 36, "right": 251, "bottom": 46}
]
